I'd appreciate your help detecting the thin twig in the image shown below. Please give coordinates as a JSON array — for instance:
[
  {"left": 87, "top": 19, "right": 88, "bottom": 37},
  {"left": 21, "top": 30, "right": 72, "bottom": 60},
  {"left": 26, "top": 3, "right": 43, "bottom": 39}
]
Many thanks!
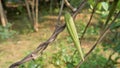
[
  {"left": 76, "top": 11, "right": 120, "bottom": 68},
  {"left": 57, "top": 0, "right": 64, "bottom": 25},
  {"left": 80, "top": 0, "right": 100, "bottom": 43},
  {"left": 73, "top": 0, "right": 87, "bottom": 19},
  {"left": 104, "top": 51, "right": 115, "bottom": 68},
  {"left": 64, "top": 0, "right": 76, "bottom": 12}
]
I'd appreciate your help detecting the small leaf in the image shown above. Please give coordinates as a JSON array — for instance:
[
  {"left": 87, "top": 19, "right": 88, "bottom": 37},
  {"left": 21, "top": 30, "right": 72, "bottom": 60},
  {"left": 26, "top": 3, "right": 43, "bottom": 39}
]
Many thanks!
[
  {"left": 101, "top": 2, "right": 108, "bottom": 11},
  {"left": 117, "top": 0, "right": 120, "bottom": 9},
  {"left": 110, "top": 22, "right": 120, "bottom": 29},
  {"left": 56, "top": 60, "right": 60, "bottom": 65},
  {"left": 97, "top": 3, "right": 102, "bottom": 10}
]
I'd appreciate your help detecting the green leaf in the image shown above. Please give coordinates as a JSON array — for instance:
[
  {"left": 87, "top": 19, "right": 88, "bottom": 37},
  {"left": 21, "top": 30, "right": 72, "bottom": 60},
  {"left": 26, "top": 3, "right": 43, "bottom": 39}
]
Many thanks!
[
  {"left": 88, "top": 0, "right": 95, "bottom": 6},
  {"left": 101, "top": 2, "right": 108, "bottom": 11},
  {"left": 97, "top": 3, "right": 102, "bottom": 10},
  {"left": 117, "top": 0, "right": 120, "bottom": 9},
  {"left": 110, "top": 22, "right": 120, "bottom": 29},
  {"left": 56, "top": 60, "right": 60, "bottom": 65},
  {"left": 104, "top": 0, "right": 119, "bottom": 27}
]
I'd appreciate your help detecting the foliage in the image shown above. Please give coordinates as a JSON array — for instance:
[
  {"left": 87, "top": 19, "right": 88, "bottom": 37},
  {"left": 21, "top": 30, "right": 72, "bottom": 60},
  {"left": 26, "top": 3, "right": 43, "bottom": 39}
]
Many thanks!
[
  {"left": 70, "top": 0, "right": 82, "bottom": 8},
  {"left": 102, "top": 24, "right": 120, "bottom": 67},
  {"left": 75, "top": 20, "right": 99, "bottom": 37},
  {"left": 0, "top": 23, "right": 17, "bottom": 40},
  {"left": 80, "top": 53, "right": 107, "bottom": 68},
  {"left": 21, "top": 44, "right": 107, "bottom": 68},
  {"left": 88, "top": 0, "right": 120, "bottom": 67},
  {"left": 19, "top": 56, "right": 45, "bottom": 68}
]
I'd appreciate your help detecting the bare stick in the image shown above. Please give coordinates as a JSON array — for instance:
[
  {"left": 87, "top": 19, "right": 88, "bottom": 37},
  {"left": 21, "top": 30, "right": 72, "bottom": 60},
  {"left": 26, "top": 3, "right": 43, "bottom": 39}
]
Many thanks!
[
  {"left": 25, "top": 0, "right": 33, "bottom": 23},
  {"left": 80, "top": 0, "right": 100, "bottom": 43},
  {"left": 64, "top": 0, "right": 76, "bottom": 12},
  {"left": 57, "top": 0, "right": 64, "bottom": 25}
]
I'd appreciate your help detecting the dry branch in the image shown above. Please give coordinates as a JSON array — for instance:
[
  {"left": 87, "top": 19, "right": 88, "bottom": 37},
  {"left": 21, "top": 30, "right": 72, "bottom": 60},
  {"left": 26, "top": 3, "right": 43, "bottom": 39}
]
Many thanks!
[{"left": 9, "top": 0, "right": 87, "bottom": 68}]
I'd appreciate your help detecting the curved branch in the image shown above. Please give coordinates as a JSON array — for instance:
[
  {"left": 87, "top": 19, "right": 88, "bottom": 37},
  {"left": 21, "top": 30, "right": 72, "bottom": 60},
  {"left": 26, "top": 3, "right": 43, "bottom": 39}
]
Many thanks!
[
  {"left": 9, "top": 24, "right": 66, "bottom": 68},
  {"left": 9, "top": 0, "right": 87, "bottom": 68}
]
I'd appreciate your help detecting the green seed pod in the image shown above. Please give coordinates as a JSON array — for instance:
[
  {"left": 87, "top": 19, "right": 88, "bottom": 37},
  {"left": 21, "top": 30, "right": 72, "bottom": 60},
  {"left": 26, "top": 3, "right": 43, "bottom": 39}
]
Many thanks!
[{"left": 64, "top": 12, "right": 84, "bottom": 61}]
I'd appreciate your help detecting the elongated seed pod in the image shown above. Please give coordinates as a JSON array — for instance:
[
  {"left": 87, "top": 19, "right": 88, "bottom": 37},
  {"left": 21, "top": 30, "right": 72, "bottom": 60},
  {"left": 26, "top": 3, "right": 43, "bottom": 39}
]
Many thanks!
[{"left": 64, "top": 12, "right": 84, "bottom": 61}]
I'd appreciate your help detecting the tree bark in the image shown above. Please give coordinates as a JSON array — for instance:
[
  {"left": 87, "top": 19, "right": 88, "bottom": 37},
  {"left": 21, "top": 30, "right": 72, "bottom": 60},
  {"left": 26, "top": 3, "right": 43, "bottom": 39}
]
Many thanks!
[
  {"left": 25, "top": 0, "right": 39, "bottom": 32},
  {"left": 0, "top": 0, "right": 8, "bottom": 27},
  {"left": 35, "top": 0, "right": 39, "bottom": 32},
  {"left": 31, "top": 0, "right": 38, "bottom": 32},
  {"left": 25, "top": 0, "right": 33, "bottom": 23},
  {"left": 49, "top": 0, "right": 53, "bottom": 14}
]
